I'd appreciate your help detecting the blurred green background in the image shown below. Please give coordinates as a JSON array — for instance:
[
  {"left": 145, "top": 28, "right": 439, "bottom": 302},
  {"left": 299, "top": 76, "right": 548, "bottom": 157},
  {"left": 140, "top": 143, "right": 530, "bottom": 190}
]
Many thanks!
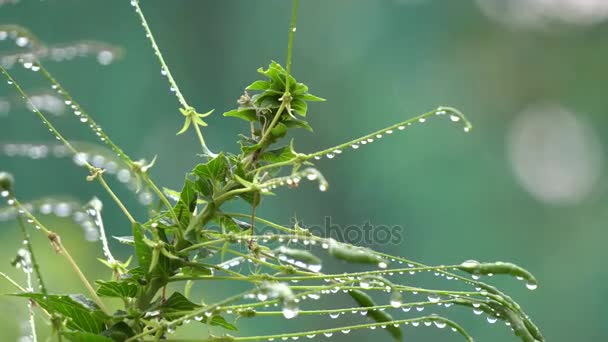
[{"left": 1, "top": 0, "right": 607, "bottom": 341}]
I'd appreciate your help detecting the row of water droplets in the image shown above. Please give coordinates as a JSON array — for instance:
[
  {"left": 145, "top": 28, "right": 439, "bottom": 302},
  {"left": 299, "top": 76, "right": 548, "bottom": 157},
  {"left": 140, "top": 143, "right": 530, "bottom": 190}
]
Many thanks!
[
  {"left": 459, "top": 259, "right": 538, "bottom": 290},
  {"left": 129, "top": 0, "right": 184, "bottom": 103},
  {"left": 0, "top": 92, "right": 65, "bottom": 117},
  {"left": 260, "top": 168, "right": 328, "bottom": 193},
  {"left": 0, "top": 25, "right": 118, "bottom": 68},
  {"left": 0, "top": 194, "right": 104, "bottom": 242},
  {"left": 0, "top": 143, "right": 153, "bottom": 205},
  {"left": 310, "top": 108, "right": 471, "bottom": 161}
]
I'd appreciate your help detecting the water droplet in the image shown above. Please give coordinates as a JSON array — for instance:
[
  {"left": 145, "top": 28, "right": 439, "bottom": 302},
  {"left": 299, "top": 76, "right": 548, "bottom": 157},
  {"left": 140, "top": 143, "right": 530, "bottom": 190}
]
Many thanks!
[
  {"left": 487, "top": 316, "right": 498, "bottom": 324},
  {"left": 434, "top": 321, "right": 447, "bottom": 329},
  {"left": 427, "top": 294, "right": 440, "bottom": 303},
  {"left": 378, "top": 261, "right": 388, "bottom": 269},
  {"left": 319, "top": 184, "right": 327, "bottom": 192},
  {"left": 329, "top": 312, "right": 340, "bottom": 319},
  {"left": 292, "top": 27, "right": 297, "bottom": 32},
  {"left": 390, "top": 291, "right": 402, "bottom": 308},
  {"left": 282, "top": 300, "right": 299, "bottom": 319},
  {"left": 464, "top": 126, "right": 471, "bottom": 133},
  {"left": 341, "top": 329, "right": 350, "bottom": 334},
  {"left": 15, "top": 36, "right": 29, "bottom": 47},
  {"left": 386, "top": 130, "right": 393, "bottom": 134},
  {"left": 398, "top": 125, "right": 405, "bottom": 130},
  {"left": 351, "top": 144, "right": 359, "bottom": 149},
  {"left": 526, "top": 282, "right": 538, "bottom": 290},
  {"left": 322, "top": 333, "right": 333, "bottom": 337},
  {"left": 450, "top": 115, "right": 460, "bottom": 122},
  {"left": 418, "top": 118, "right": 426, "bottom": 123}
]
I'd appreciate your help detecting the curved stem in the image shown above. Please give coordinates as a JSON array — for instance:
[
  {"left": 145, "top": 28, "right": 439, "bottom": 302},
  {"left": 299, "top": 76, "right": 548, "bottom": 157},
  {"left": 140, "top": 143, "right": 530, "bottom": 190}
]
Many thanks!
[{"left": 131, "top": 0, "right": 189, "bottom": 109}]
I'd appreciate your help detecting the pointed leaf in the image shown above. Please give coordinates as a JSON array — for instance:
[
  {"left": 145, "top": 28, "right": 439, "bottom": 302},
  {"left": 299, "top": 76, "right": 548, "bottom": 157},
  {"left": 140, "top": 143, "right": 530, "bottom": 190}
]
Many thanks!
[{"left": 13, "top": 293, "right": 109, "bottom": 333}]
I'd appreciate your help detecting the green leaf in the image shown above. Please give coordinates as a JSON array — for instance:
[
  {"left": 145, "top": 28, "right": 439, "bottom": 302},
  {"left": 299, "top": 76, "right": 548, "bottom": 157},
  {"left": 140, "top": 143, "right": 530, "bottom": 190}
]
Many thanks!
[
  {"left": 223, "top": 108, "right": 257, "bottom": 122},
  {"left": 96, "top": 280, "right": 138, "bottom": 298},
  {"left": 160, "top": 292, "right": 200, "bottom": 313},
  {"left": 195, "top": 177, "right": 213, "bottom": 198},
  {"left": 218, "top": 216, "right": 241, "bottom": 233},
  {"left": 349, "top": 290, "right": 402, "bottom": 340},
  {"left": 132, "top": 222, "right": 152, "bottom": 273},
  {"left": 270, "top": 122, "right": 287, "bottom": 138},
  {"left": 14, "top": 293, "right": 109, "bottom": 333},
  {"left": 246, "top": 80, "right": 271, "bottom": 91},
  {"left": 328, "top": 242, "right": 388, "bottom": 266},
  {"left": 284, "top": 119, "right": 313, "bottom": 132},
  {"left": 260, "top": 144, "right": 297, "bottom": 164},
  {"left": 299, "top": 93, "right": 325, "bottom": 102},
  {"left": 275, "top": 246, "right": 321, "bottom": 266},
  {"left": 193, "top": 152, "right": 228, "bottom": 183},
  {"left": 63, "top": 332, "right": 113, "bottom": 342},
  {"left": 176, "top": 116, "right": 191, "bottom": 135},
  {"left": 207, "top": 315, "right": 238, "bottom": 331},
  {"left": 101, "top": 322, "right": 135, "bottom": 341},
  {"left": 174, "top": 178, "right": 198, "bottom": 226},
  {"left": 291, "top": 98, "right": 308, "bottom": 116}
]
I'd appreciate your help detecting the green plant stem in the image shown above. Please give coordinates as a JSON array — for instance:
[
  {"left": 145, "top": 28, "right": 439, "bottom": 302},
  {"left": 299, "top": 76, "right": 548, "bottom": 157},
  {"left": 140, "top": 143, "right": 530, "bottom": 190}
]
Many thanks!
[
  {"left": 131, "top": 0, "right": 189, "bottom": 109},
  {"left": 97, "top": 174, "right": 136, "bottom": 224},
  {"left": 251, "top": 100, "right": 287, "bottom": 161},
  {"left": 10, "top": 198, "right": 110, "bottom": 315},
  {"left": 193, "top": 121, "right": 214, "bottom": 157},
  {"left": 251, "top": 299, "right": 461, "bottom": 316},
  {"left": 17, "top": 217, "right": 48, "bottom": 295},
  {"left": 37, "top": 63, "right": 133, "bottom": 162},
  {"left": 0, "top": 66, "right": 142, "bottom": 226},
  {"left": 230, "top": 316, "right": 471, "bottom": 342},
  {"left": 126, "top": 290, "right": 255, "bottom": 341},
  {"left": 212, "top": 187, "right": 252, "bottom": 204},
  {"left": 285, "top": 0, "right": 299, "bottom": 87},
  {"left": 56, "top": 241, "right": 110, "bottom": 315},
  {"left": 0, "top": 271, "right": 26, "bottom": 292},
  {"left": 253, "top": 106, "right": 473, "bottom": 174}
]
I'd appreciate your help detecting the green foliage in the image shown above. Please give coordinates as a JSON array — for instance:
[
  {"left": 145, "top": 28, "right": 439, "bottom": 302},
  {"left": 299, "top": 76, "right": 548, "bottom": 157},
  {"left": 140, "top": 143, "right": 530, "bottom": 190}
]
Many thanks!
[{"left": 0, "top": 1, "right": 543, "bottom": 342}]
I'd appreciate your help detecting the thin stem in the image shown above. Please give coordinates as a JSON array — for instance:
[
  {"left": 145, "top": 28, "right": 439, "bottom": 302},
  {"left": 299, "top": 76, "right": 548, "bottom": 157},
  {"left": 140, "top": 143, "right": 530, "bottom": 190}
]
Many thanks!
[
  {"left": 0, "top": 271, "right": 26, "bottom": 292},
  {"left": 0, "top": 66, "right": 141, "bottom": 225},
  {"left": 131, "top": 0, "right": 189, "bottom": 109},
  {"left": 231, "top": 316, "right": 472, "bottom": 342},
  {"left": 193, "top": 122, "right": 215, "bottom": 157},
  {"left": 253, "top": 100, "right": 287, "bottom": 158},
  {"left": 212, "top": 187, "right": 252, "bottom": 204},
  {"left": 17, "top": 216, "right": 48, "bottom": 295},
  {"left": 58, "top": 244, "right": 110, "bottom": 314},
  {"left": 125, "top": 290, "right": 255, "bottom": 341},
  {"left": 37, "top": 63, "right": 134, "bottom": 163},
  {"left": 285, "top": 0, "right": 299, "bottom": 87},
  {"left": 253, "top": 106, "right": 473, "bottom": 174},
  {"left": 10, "top": 198, "right": 110, "bottom": 315},
  {"left": 97, "top": 174, "right": 135, "bottom": 224}
]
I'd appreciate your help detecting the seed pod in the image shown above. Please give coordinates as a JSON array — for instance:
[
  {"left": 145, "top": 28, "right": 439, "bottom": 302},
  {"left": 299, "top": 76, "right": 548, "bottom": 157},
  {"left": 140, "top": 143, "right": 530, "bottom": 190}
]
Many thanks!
[
  {"left": 349, "top": 290, "right": 402, "bottom": 340},
  {"left": 328, "top": 241, "right": 387, "bottom": 267},
  {"left": 275, "top": 246, "right": 321, "bottom": 266},
  {"left": 457, "top": 261, "right": 537, "bottom": 287},
  {"left": 0, "top": 171, "right": 15, "bottom": 193}
]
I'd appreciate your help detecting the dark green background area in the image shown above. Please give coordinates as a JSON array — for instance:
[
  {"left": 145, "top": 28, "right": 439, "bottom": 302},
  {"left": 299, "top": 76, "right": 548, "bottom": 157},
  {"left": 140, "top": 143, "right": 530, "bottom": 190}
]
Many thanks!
[{"left": 1, "top": 1, "right": 607, "bottom": 341}]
